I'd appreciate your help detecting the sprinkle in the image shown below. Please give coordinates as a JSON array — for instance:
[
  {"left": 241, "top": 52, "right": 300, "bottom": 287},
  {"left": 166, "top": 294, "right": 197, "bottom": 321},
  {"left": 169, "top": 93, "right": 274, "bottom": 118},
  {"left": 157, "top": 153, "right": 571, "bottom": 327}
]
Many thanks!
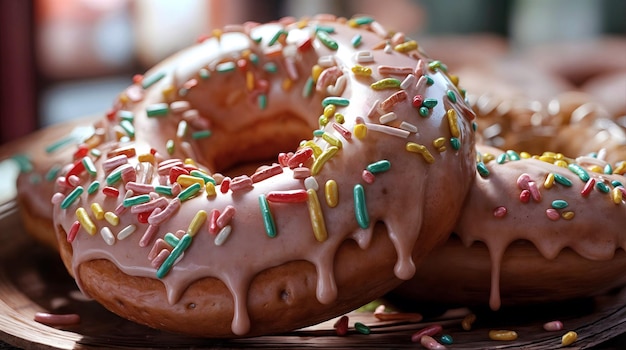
[
  {"left": 117, "top": 224, "right": 137, "bottom": 240},
  {"left": 399, "top": 121, "right": 418, "bottom": 133},
  {"left": 316, "top": 30, "right": 338, "bottom": 50},
  {"left": 216, "top": 205, "right": 236, "bottom": 228},
  {"left": 546, "top": 208, "right": 560, "bottom": 221},
  {"left": 87, "top": 180, "right": 100, "bottom": 195},
  {"left": 351, "top": 65, "right": 372, "bottom": 76},
  {"left": 76, "top": 207, "right": 96, "bottom": 235},
  {"left": 322, "top": 97, "right": 350, "bottom": 108},
  {"left": 89, "top": 203, "right": 104, "bottom": 220},
  {"left": 553, "top": 173, "right": 573, "bottom": 187},
  {"left": 311, "top": 146, "right": 339, "bottom": 175},
  {"left": 612, "top": 187, "right": 623, "bottom": 204},
  {"left": 366, "top": 123, "right": 410, "bottom": 138},
  {"left": 446, "top": 90, "right": 457, "bottom": 103},
  {"left": 220, "top": 177, "right": 231, "bottom": 194},
  {"left": 164, "top": 232, "right": 180, "bottom": 247},
  {"left": 355, "top": 51, "right": 375, "bottom": 63},
  {"left": 461, "top": 314, "right": 476, "bottom": 331},
  {"left": 562, "top": 211, "right": 575, "bottom": 220},
  {"left": 177, "top": 174, "right": 205, "bottom": 188},
  {"left": 34, "top": 312, "right": 80, "bottom": 326},
  {"left": 552, "top": 199, "right": 568, "bottom": 209},
  {"left": 230, "top": 175, "right": 254, "bottom": 192},
  {"left": 506, "top": 150, "right": 521, "bottom": 161},
  {"left": 354, "top": 184, "right": 370, "bottom": 229},
  {"left": 351, "top": 34, "right": 362, "bottom": 47},
  {"left": 44, "top": 137, "right": 75, "bottom": 154},
  {"left": 568, "top": 163, "right": 590, "bottom": 182},
  {"left": 446, "top": 109, "right": 460, "bottom": 137},
  {"left": 411, "top": 324, "right": 444, "bottom": 343},
  {"left": 268, "top": 29, "right": 286, "bottom": 46},
  {"left": 322, "top": 132, "right": 343, "bottom": 149},
  {"left": 102, "top": 186, "right": 120, "bottom": 198},
  {"left": 257, "top": 94, "right": 268, "bottom": 110},
  {"left": 354, "top": 124, "right": 367, "bottom": 139},
  {"left": 267, "top": 190, "right": 308, "bottom": 203},
  {"left": 596, "top": 181, "right": 610, "bottom": 193},
  {"left": 103, "top": 154, "right": 128, "bottom": 172},
  {"left": 157, "top": 233, "right": 192, "bottom": 279},
  {"left": 205, "top": 182, "right": 216, "bottom": 197},
  {"left": 302, "top": 77, "right": 315, "bottom": 98},
  {"left": 380, "top": 91, "right": 408, "bottom": 112},
  {"left": 122, "top": 194, "right": 150, "bottom": 208},
  {"left": 154, "top": 185, "right": 173, "bottom": 197},
  {"left": 334, "top": 315, "right": 349, "bottom": 336},
  {"left": 543, "top": 320, "right": 564, "bottom": 331},
  {"left": 544, "top": 173, "right": 555, "bottom": 189},
  {"left": 394, "top": 40, "right": 417, "bottom": 53},
  {"left": 367, "top": 160, "right": 391, "bottom": 174},
  {"left": 488, "top": 330, "right": 518, "bottom": 341},
  {"left": 66, "top": 221, "right": 80, "bottom": 243},
  {"left": 216, "top": 61, "right": 236, "bottom": 73},
  {"left": 106, "top": 163, "right": 133, "bottom": 186},
  {"left": 327, "top": 75, "right": 347, "bottom": 96},
  {"left": 332, "top": 122, "right": 352, "bottom": 140},
  {"left": 419, "top": 335, "right": 445, "bottom": 350},
  {"left": 354, "top": 322, "right": 371, "bottom": 335},
  {"left": 186, "top": 210, "right": 207, "bottom": 237},
  {"left": 476, "top": 162, "right": 489, "bottom": 177},
  {"left": 251, "top": 164, "right": 283, "bottom": 182},
  {"left": 104, "top": 212, "right": 119, "bottom": 226},
  {"left": 148, "top": 198, "right": 181, "bottom": 225},
  {"left": 352, "top": 16, "right": 375, "bottom": 26},
  {"left": 60, "top": 186, "right": 84, "bottom": 210},
  {"left": 362, "top": 170, "right": 375, "bottom": 183},
  {"left": 406, "top": 142, "right": 435, "bottom": 164},
  {"left": 257, "top": 194, "right": 277, "bottom": 238},
  {"left": 306, "top": 189, "right": 328, "bottom": 242},
  {"left": 146, "top": 103, "right": 169, "bottom": 117},
  {"left": 214, "top": 225, "right": 232, "bottom": 246},
  {"left": 493, "top": 206, "right": 507, "bottom": 218},
  {"left": 520, "top": 190, "right": 531, "bottom": 203},
  {"left": 371, "top": 78, "right": 401, "bottom": 90},
  {"left": 562, "top": 331, "right": 578, "bottom": 346},
  {"left": 177, "top": 182, "right": 202, "bottom": 201}
]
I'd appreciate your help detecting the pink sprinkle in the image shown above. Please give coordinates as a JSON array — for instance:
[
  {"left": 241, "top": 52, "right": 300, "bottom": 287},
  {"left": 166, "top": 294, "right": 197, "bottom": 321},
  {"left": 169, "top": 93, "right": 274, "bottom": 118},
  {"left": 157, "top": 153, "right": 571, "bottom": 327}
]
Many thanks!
[
  {"left": 412, "top": 95, "right": 423, "bottom": 108},
  {"left": 316, "top": 66, "right": 341, "bottom": 92},
  {"left": 528, "top": 181, "right": 542, "bottom": 202},
  {"left": 67, "top": 175, "right": 81, "bottom": 187},
  {"left": 51, "top": 192, "right": 65, "bottom": 205},
  {"left": 230, "top": 175, "right": 254, "bottom": 192},
  {"left": 362, "top": 170, "right": 375, "bottom": 184},
  {"left": 543, "top": 320, "right": 564, "bottom": 332},
  {"left": 148, "top": 198, "right": 181, "bottom": 225},
  {"left": 288, "top": 148, "right": 314, "bottom": 168},
  {"left": 67, "top": 221, "right": 81, "bottom": 242},
  {"left": 34, "top": 312, "right": 80, "bottom": 326},
  {"left": 125, "top": 181, "right": 155, "bottom": 194},
  {"left": 114, "top": 201, "right": 128, "bottom": 215},
  {"left": 157, "top": 159, "right": 184, "bottom": 176},
  {"left": 56, "top": 177, "right": 72, "bottom": 190},
  {"left": 278, "top": 152, "right": 291, "bottom": 167},
  {"left": 519, "top": 189, "right": 531, "bottom": 203},
  {"left": 151, "top": 249, "right": 170, "bottom": 269},
  {"left": 171, "top": 183, "right": 182, "bottom": 196},
  {"left": 121, "top": 165, "right": 137, "bottom": 183},
  {"left": 420, "top": 335, "right": 446, "bottom": 350},
  {"left": 102, "top": 155, "right": 128, "bottom": 172},
  {"left": 332, "top": 122, "right": 352, "bottom": 140},
  {"left": 546, "top": 208, "right": 560, "bottom": 221},
  {"left": 581, "top": 178, "right": 596, "bottom": 197},
  {"left": 493, "top": 206, "right": 507, "bottom": 218},
  {"left": 377, "top": 65, "right": 413, "bottom": 76},
  {"left": 285, "top": 57, "right": 298, "bottom": 80},
  {"left": 216, "top": 205, "right": 236, "bottom": 228},
  {"left": 292, "top": 167, "right": 311, "bottom": 179},
  {"left": 411, "top": 324, "right": 443, "bottom": 343},
  {"left": 517, "top": 173, "right": 531, "bottom": 190},
  {"left": 148, "top": 238, "right": 168, "bottom": 260},
  {"left": 131, "top": 197, "right": 168, "bottom": 214},
  {"left": 140, "top": 221, "right": 160, "bottom": 248},
  {"left": 208, "top": 209, "right": 220, "bottom": 235},
  {"left": 414, "top": 59, "right": 426, "bottom": 76},
  {"left": 380, "top": 90, "right": 408, "bottom": 112},
  {"left": 251, "top": 163, "right": 283, "bottom": 183},
  {"left": 125, "top": 84, "right": 144, "bottom": 102}
]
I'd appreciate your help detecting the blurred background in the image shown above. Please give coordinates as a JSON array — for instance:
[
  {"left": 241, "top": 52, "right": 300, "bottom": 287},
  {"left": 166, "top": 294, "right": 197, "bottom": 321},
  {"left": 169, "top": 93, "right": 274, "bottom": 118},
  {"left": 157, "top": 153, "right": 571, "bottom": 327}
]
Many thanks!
[{"left": 1, "top": 0, "right": 624, "bottom": 145}]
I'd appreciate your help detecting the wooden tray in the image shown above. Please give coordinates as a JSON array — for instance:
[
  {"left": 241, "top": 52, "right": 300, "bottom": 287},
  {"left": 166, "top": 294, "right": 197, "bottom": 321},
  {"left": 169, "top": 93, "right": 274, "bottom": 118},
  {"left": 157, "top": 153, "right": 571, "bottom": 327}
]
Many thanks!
[{"left": 2, "top": 196, "right": 626, "bottom": 349}]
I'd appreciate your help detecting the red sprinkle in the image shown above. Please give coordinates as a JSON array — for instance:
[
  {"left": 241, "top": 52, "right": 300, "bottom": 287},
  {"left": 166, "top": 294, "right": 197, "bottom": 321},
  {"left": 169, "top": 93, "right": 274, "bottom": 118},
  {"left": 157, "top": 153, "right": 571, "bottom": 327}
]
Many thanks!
[
  {"left": 132, "top": 74, "right": 143, "bottom": 84},
  {"left": 288, "top": 147, "right": 314, "bottom": 168},
  {"left": 412, "top": 94, "right": 424, "bottom": 108},
  {"left": 297, "top": 37, "right": 313, "bottom": 52},
  {"left": 362, "top": 170, "right": 375, "bottom": 184},
  {"left": 73, "top": 144, "right": 89, "bottom": 160},
  {"left": 66, "top": 160, "right": 85, "bottom": 178},
  {"left": 169, "top": 166, "right": 190, "bottom": 184},
  {"left": 251, "top": 164, "right": 283, "bottom": 183},
  {"left": 411, "top": 324, "right": 443, "bottom": 343},
  {"left": 102, "top": 186, "right": 121, "bottom": 198},
  {"left": 220, "top": 177, "right": 231, "bottom": 194},
  {"left": 34, "top": 312, "right": 80, "bottom": 326},
  {"left": 67, "top": 221, "right": 81, "bottom": 243},
  {"left": 237, "top": 58, "right": 248, "bottom": 71},
  {"left": 334, "top": 315, "right": 349, "bottom": 336},
  {"left": 278, "top": 152, "right": 291, "bottom": 167},
  {"left": 266, "top": 190, "right": 309, "bottom": 203},
  {"left": 581, "top": 178, "right": 596, "bottom": 197},
  {"left": 208, "top": 209, "right": 220, "bottom": 235},
  {"left": 519, "top": 189, "right": 531, "bottom": 203},
  {"left": 332, "top": 122, "right": 352, "bottom": 140},
  {"left": 137, "top": 211, "right": 151, "bottom": 224}
]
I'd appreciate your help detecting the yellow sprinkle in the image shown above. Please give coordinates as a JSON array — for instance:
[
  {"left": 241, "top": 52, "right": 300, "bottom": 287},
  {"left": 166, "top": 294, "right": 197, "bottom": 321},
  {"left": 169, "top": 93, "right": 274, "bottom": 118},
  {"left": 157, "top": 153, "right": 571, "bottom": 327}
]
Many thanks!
[
  {"left": 539, "top": 155, "right": 556, "bottom": 163},
  {"left": 212, "top": 28, "right": 222, "bottom": 40},
  {"left": 335, "top": 113, "right": 345, "bottom": 124},
  {"left": 406, "top": 142, "right": 435, "bottom": 164},
  {"left": 241, "top": 49, "right": 251, "bottom": 60},
  {"left": 323, "top": 104, "right": 336, "bottom": 118},
  {"left": 306, "top": 189, "right": 328, "bottom": 242},
  {"left": 520, "top": 151, "right": 531, "bottom": 159},
  {"left": 354, "top": 124, "right": 368, "bottom": 139},
  {"left": 104, "top": 211, "right": 119, "bottom": 226},
  {"left": 612, "top": 187, "right": 623, "bottom": 204},
  {"left": 282, "top": 78, "right": 292, "bottom": 91},
  {"left": 482, "top": 152, "right": 495, "bottom": 163},
  {"left": 322, "top": 132, "right": 342, "bottom": 149},
  {"left": 246, "top": 71, "right": 255, "bottom": 91},
  {"left": 544, "top": 173, "right": 555, "bottom": 189},
  {"left": 554, "top": 160, "right": 569, "bottom": 168},
  {"left": 555, "top": 152, "right": 565, "bottom": 160},
  {"left": 589, "top": 165, "right": 603, "bottom": 173},
  {"left": 448, "top": 74, "right": 459, "bottom": 86},
  {"left": 311, "top": 146, "right": 339, "bottom": 175},
  {"left": 394, "top": 40, "right": 418, "bottom": 53},
  {"left": 447, "top": 109, "right": 460, "bottom": 137},
  {"left": 433, "top": 137, "right": 446, "bottom": 152},
  {"left": 461, "top": 313, "right": 476, "bottom": 331},
  {"left": 187, "top": 210, "right": 207, "bottom": 237},
  {"left": 488, "top": 330, "right": 518, "bottom": 341},
  {"left": 561, "top": 331, "right": 578, "bottom": 346},
  {"left": 90, "top": 203, "right": 105, "bottom": 220},
  {"left": 161, "top": 85, "right": 175, "bottom": 98},
  {"left": 562, "top": 211, "right": 575, "bottom": 220},
  {"left": 138, "top": 153, "right": 155, "bottom": 163},
  {"left": 312, "top": 65, "right": 323, "bottom": 82},
  {"left": 184, "top": 158, "right": 197, "bottom": 166},
  {"left": 205, "top": 182, "right": 216, "bottom": 197},
  {"left": 614, "top": 162, "right": 626, "bottom": 174},
  {"left": 351, "top": 65, "right": 372, "bottom": 77},
  {"left": 118, "top": 94, "right": 129, "bottom": 104},
  {"left": 76, "top": 207, "right": 96, "bottom": 235},
  {"left": 177, "top": 174, "right": 205, "bottom": 187},
  {"left": 348, "top": 19, "right": 358, "bottom": 28},
  {"left": 302, "top": 140, "right": 323, "bottom": 157},
  {"left": 325, "top": 180, "right": 339, "bottom": 208}
]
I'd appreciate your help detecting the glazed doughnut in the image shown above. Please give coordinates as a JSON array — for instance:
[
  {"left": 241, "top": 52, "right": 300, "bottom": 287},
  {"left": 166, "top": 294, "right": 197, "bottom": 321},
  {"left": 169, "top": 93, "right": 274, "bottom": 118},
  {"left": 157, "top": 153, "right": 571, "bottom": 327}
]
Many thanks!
[
  {"left": 43, "top": 15, "right": 476, "bottom": 337},
  {"left": 393, "top": 93, "right": 626, "bottom": 309}
]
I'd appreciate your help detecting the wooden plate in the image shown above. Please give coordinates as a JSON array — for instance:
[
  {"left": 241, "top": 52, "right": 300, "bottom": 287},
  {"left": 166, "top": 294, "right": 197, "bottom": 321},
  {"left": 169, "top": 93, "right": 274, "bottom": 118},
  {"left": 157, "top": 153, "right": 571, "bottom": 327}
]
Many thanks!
[{"left": 2, "top": 197, "right": 626, "bottom": 349}]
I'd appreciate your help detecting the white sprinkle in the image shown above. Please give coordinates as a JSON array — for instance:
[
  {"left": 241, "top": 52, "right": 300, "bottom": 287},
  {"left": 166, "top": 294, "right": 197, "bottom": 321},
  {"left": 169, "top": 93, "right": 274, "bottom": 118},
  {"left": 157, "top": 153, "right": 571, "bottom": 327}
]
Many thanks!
[
  {"left": 317, "top": 55, "right": 335, "bottom": 67},
  {"left": 365, "top": 123, "right": 410, "bottom": 138},
  {"left": 170, "top": 100, "right": 190, "bottom": 113},
  {"left": 379, "top": 112, "right": 397, "bottom": 124},
  {"left": 367, "top": 99, "right": 380, "bottom": 119},
  {"left": 400, "top": 121, "right": 418, "bottom": 133},
  {"left": 400, "top": 74, "right": 416, "bottom": 90},
  {"left": 384, "top": 43, "right": 393, "bottom": 54},
  {"left": 214, "top": 225, "right": 232, "bottom": 246},
  {"left": 370, "top": 21, "right": 388, "bottom": 38},
  {"left": 176, "top": 120, "right": 188, "bottom": 138},
  {"left": 355, "top": 51, "right": 375, "bottom": 63},
  {"left": 576, "top": 155, "right": 608, "bottom": 168},
  {"left": 117, "top": 224, "right": 137, "bottom": 240},
  {"left": 415, "top": 75, "right": 428, "bottom": 92},
  {"left": 326, "top": 75, "right": 347, "bottom": 96},
  {"left": 304, "top": 176, "right": 319, "bottom": 191},
  {"left": 101, "top": 227, "right": 115, "bottom": 245}
]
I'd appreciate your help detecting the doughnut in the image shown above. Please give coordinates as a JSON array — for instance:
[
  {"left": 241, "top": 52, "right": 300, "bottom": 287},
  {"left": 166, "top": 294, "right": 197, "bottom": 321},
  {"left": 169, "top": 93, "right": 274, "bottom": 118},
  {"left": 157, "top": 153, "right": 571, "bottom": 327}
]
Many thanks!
[
  {"left": 42, "top": 15, "right": 476, "bottom": 337},
  {"left": 393, "top": 92, "right": 626, "bottom": 310}
]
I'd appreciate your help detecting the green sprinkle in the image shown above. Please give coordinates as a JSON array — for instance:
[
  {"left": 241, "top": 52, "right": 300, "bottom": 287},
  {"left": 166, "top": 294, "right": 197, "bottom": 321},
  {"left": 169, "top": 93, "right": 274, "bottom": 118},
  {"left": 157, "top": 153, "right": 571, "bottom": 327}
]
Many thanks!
[
  {"left": 141, "top": 71, "right": 166, "bottom": 89},
  {"left": 366, "top": 160, "right": 391, "bottom": 174},
  {"left": 446, "top": 90, "right": 457, "bottom": 103},
  {"left": 146, "top": 103, "right": 169, "bottom": 117},
  {"left": 263, "top": 62, "right": 278, "bottom": 73},
  {"left": 568, "top": 163, "right": 590, "bottom": 182},
  {"left": 87, "top": 180, "right": 100, "bottom": 194},
  {"left": 351, "top": 34, "right": 362, "bottom": 48},
  {"left": 302, "top": 76, "right": 314, "bottom": 98},
  {"left": 249, "top": 53, "right": 259, "bottom": 65},
  {"left": 596, "top": 181, "right": 610, "bottom": 193},
  {"left": 120, "top": 119, "right": 135, "bottom": 138},
  {"left": 472, "top": 122, "right": 478, "bottom": 131},
  {"left": 117, "top": 110, "right": 134, "bottom": 122},
  {"left": 45, "top": 137, "right": 74, "bottom": 154},
  {"left": 552, "top": 199, "right": 569, "bottom": 209},
  {"left": 82, "top": 157, "right": 97, "bottom": 177},
  {"left": 60, "top": 186, "right": 84, "bottom": 209},
  {"left": 371, "top": 78, "right": 401, "bottom": 90},
  {"left": 605, "top": 164, "right": 614, "bottom": 174},
  {"left": 177, "top": 182, "right": 202, "bottom": 201},
  {"left": 199, "top": 68, "right": 211, "bottom": 80},
  {"left": 29, "top": 173, "right": 41, "bottom": 184},
  {"left": 258, "top": 194, "right": 277, "bottom": 238},
  {"left": 164, "top": 232, "right": 180, "bottom": 247},
  {"left": 166, "top": 139, "right": 175, "bottom": 155},
  {"left": 440, "top": 334, "right": 453, "bottom": 345},
  {"left": 45, "top": 165, "right": 61, "bottom": 181},
  {"left": 553, "top": 173, "right": 573, "bottom": 187},
  {"left": 419, "top": 106, "right": 430, "bottom": 117},
  {"left": 353, "top": 16, "right": 375, "bottom": 25},
  {"left": 506, "top": 150, "right": 521, "bottom": 161},
  {"left": 192, "top": 130, "right": 212, "bottom": 140},
  {"left": 178, "top": 87, "right": 188, "bottom": 96},
  {"left": 315, "top": 25, "right": 335, "bottom": 33},
  {"left": 90, "top": 148, "right": 102, "bottom": 158},
  {"left": 106, "top": 167, "right": 124, "bottom": 185},
  {"left": 190, "top": 170, "right": 215, "bottom": 185},
  {"left": 156, "top": 233, "right": 192, "bottom": 279},
  {"left": 422, "top": 98, "right": 438, "bottom": 109},
  {"left": 258, "top": 94, "right": 267, "bottom": 110},
  {"left": 322, "top": 97, "right": 350, "bottom": 107},
  {"left": 354, "top": 322, "right": 371, "bottom": 335},
  {"left": 354, "top": 184, "right": 370, "bottom": 229},
  {"left": 268, "top": 29, "right": 286, "bottom": 46},
  {"left": 216, "top": 61, "right": 236, "bottom": 73},
  {"left": 428, "top": 60, "right": 447, "bottom": 73},
  {"left": 450, "top": 137, "right": 460, "bottom": 150},
  {"left": 155, "top": 185, "right": 174, "bottom": 196},
  {"left": 316, "top": 30, "right": 338, "bottom": 50},
  {"left": 477, "top": 162, "right": 490, "bottom": 177},
  {"left": 497, "top": 153, "right": 509, "bottom": 164},
  {"left": 313, "top": 129, "right": 325, "bottom": 137},
  {"left": 425, "top": 76, "right": 434, "bottom": 85},
  {"left": 612, "top": 180, "right": 623, "bottom": 188},
  {"left": 123, "top": 194, "right": 151, "bottom": 207}
]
